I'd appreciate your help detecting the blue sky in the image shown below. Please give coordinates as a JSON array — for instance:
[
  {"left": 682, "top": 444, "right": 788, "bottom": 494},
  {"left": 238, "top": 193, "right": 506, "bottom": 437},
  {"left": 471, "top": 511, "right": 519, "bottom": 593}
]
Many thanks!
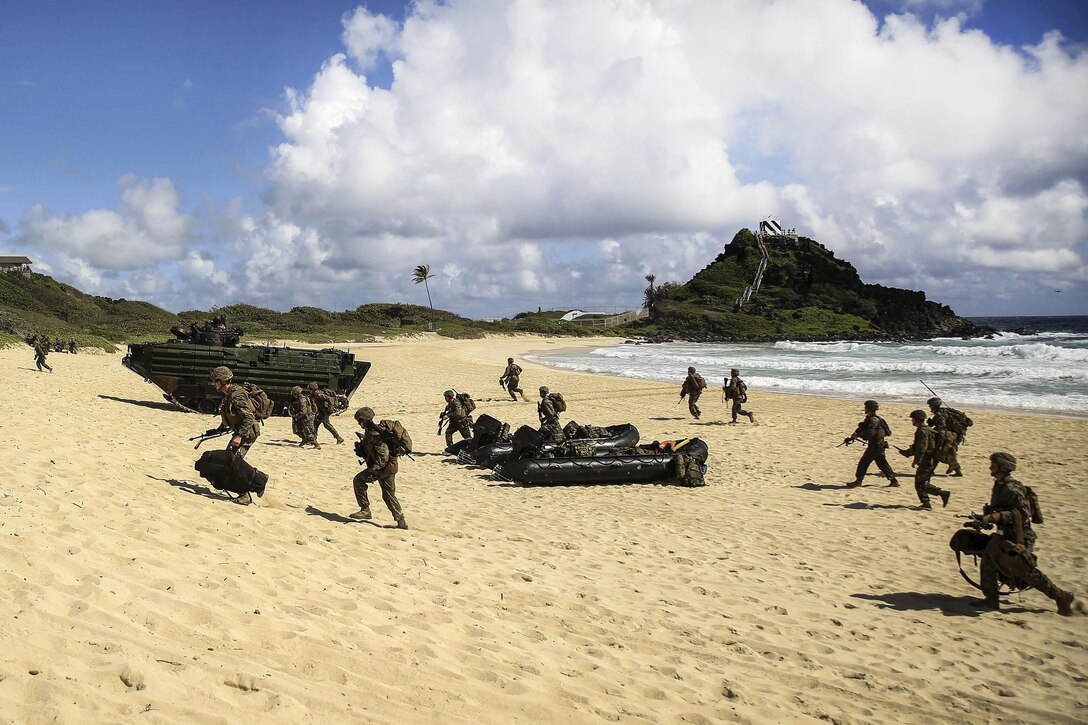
[{"left": 2, "top": 0, "right": 1086, "bottom": 317}]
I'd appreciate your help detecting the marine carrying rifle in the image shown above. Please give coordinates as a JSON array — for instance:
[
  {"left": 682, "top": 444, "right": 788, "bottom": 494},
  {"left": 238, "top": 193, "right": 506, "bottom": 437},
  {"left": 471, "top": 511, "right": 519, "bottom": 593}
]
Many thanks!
[
  {"left": 963, "top": 512, "right": 995, "bottom": 531},
  {"left": 190, "top": 427, "right": 229, "bottom": 450}
]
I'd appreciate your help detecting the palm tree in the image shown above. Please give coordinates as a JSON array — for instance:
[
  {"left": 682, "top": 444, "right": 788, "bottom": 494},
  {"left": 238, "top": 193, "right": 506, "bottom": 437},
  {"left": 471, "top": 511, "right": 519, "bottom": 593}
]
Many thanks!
[
  {"left": 412, "top": 264, "right": 436, "bottom": 330},
  {"left": 643, "top": 274, "right": 657, "bottom": 318}
]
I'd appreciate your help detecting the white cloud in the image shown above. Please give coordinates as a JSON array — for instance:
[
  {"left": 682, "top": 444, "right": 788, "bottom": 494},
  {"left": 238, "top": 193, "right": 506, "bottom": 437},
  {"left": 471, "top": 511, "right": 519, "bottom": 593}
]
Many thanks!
[
  {"left": 13, "top": 0, "right": 1088, "bottom": 317},
  {"left": 19, "top": 175, "right": 194, "bottom": 270},
  {"left": 247, "top": 0, "right": 1088, "bottom": 315}
]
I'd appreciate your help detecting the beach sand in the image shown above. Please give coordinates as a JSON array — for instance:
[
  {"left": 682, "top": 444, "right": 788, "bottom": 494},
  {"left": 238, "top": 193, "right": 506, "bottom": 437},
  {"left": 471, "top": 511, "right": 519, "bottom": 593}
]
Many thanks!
[{"left": 1, "top": 335, "right": 1085, "bottom": 724}]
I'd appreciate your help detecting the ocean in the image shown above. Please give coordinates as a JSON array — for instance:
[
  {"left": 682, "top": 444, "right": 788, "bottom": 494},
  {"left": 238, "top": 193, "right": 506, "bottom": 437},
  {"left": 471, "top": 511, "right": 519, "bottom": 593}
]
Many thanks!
[{"left": 526, "top": 316, "right": 1088, "bottom": 416}]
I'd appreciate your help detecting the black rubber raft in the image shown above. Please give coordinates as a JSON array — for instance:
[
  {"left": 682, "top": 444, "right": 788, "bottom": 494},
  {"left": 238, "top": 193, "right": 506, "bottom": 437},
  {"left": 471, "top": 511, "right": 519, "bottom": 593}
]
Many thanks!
[
  {"left": 469, "top": 423, "right": 641, "bottom": 469},
  {"left": 494, "top": 438, "right": 709, "bottom": 486}
]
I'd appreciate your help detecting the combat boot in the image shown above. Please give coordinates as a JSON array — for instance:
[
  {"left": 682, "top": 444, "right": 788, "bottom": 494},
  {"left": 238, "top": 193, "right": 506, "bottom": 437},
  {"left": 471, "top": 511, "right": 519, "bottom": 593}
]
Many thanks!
[
  {"left": 939, "top": 490, "right": 951, "bottom": 508},
  {"left": 395, "top": 518, "right": 409, "bottom": 530},
  {"left": 886, "top": 478, "right": 900, "bottom": 487},
  {"left": 970, "top": 595, "right": 1000, "bottom": 611},
  {"left": 235, "top": 493, "right": 253, "bottom": 505},
  {"left": 746, "top": 412, "right": 755, "bottom": 423},
  {"left": 846, "top": 480, "right": 863, "bottom": 488},
  {"left": 311, "top": 442, "right": 322, "bottom": 450},
  {"left": 920, "top": 502, "right": 932, "bottom": 510},
  {"left": 335, "top": 436, "right": 345, "bottom": 445},
  {"left": 349, "top": 508, "right": 372, "bottom": 520},
  {"left": 1056, "top": 590, "right": 1075, "bottom": 616}
]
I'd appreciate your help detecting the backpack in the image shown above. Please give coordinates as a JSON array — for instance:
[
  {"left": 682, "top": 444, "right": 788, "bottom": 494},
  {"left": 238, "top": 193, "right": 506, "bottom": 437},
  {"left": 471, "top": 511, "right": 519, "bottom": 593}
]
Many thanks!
[
  {"left": 693, "top": 373, "right": 707, "bottom": 390},
  {"left": 456, "top": 392, "right": 476, "bottom": 414},
  {"left": 378, "top": 419, "right": 413, "bottom": 456},
  {"left": 1025, "top": 486, "right": 1044, "bottom": 524},
  {"left": 943, "top": 407, "right": 973, "bottom": 441},
  {"left": 241, "top": 382, "right": 274, "bottom": 420},
  {"left": 509, "top": 363, "right": 522, "bottom": 376},
  {"left": 547, "top": 392, "right": 567, "bottom": 413}
]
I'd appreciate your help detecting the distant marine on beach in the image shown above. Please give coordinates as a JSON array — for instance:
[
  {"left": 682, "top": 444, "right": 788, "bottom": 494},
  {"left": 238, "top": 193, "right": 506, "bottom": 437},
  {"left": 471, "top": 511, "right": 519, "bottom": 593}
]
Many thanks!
[{"left": 123, "top": 318, "right": 370, "bottom": 415}]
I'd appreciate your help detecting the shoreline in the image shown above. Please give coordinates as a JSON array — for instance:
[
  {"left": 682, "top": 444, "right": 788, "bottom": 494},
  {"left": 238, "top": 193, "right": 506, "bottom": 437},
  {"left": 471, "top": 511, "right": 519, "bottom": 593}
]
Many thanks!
[{"left": 524, "top": 338, "right": 1088, "bottom": 421}]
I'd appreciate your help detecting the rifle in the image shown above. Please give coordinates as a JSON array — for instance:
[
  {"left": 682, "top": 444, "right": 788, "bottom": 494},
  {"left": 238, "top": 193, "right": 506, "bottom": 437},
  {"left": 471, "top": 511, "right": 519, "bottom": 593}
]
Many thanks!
[
  {"left": 498, "top": 375, "right": 507, "bottom": 390},
  {"left": 894, "top": 444, "right": 911, "bottom": 456},
  {"left": 437, "top": 410, "right": 448, "bottom": 436},
  {"left": 190, "top": 428, "right": 229, "bottom": 450},
  {"left": 836, "top": 436, "right": 855, "bottom": 448},
  {"left": 963, "top": 512, "right": 994, "bottom": 531}
]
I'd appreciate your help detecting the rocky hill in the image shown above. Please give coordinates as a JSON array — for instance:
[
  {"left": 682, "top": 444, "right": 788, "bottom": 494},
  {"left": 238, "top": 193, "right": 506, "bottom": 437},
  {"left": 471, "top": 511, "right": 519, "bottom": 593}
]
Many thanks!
[{"left": 641, "top": 228, "right": 988, "bottom": 340}]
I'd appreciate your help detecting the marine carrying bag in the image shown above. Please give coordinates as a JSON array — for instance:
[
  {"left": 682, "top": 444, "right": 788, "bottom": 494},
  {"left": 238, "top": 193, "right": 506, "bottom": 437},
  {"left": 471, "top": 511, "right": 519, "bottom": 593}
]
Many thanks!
[
  {"left": 241, "top": 382, "right": 274, "bottom": 420},
  {"left": 379, "top": 419, "right": 413, "bottom": 456},
  {"left": 1025, "top": 486, "right": 1044, "bottom": 524},
  {"left": 943, "top": 407, "right": 973, "bottom": 443},
  {"left": 456, "top": 392, "right": 476, "bottom": 414}
]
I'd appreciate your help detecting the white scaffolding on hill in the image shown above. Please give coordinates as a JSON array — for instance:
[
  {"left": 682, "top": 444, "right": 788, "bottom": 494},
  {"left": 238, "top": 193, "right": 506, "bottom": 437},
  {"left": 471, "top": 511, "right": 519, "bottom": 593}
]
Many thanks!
[{"left": 735, "top": 218, "right": 796, "bottom": 310}]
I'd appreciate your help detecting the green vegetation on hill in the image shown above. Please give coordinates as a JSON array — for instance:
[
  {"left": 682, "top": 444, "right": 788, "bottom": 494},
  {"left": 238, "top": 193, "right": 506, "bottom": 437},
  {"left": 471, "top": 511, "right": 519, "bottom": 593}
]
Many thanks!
[
  {"left": 632, "top": 229, "right": 984, "bottom": 340},
  {"left": 0, "top": 272, "right": 179, "bottom": 350},
  {"left": 1, "top": 230, "right": 984, "bottom": 349},
  {"left": 0, "top": 272, "right": 623, "bottom": 350}
]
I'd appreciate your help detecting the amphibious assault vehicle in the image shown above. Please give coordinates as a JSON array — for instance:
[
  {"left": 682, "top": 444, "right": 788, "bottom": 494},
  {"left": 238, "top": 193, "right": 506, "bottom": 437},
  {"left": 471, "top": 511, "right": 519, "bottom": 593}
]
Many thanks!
[{"left": 122, "top": 325, "right": 370, "bottom": 415}]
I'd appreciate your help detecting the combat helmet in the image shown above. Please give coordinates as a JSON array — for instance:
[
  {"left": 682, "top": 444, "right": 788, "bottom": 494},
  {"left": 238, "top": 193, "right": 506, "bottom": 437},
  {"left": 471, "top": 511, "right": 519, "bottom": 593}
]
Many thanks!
[
  {"left": 688, "top": 366, "right": 696, "bottom": 374},
  {"left": 910, "top": 409, "right": 927, "bottom": 421},
  {"left": 927, "top": 397, "right": 943, "bottom": 408},
  {"left": 291, "top": 386, "right": 303, "bottom": 395},
  {"left": 864, "top": 399, "right": 879, "bottom": 412},
  {"left": 990, "top": 452, "right": 1017, "bottom": 472},
  {"left": 209, "top": 366, "right": 233, "bottom": 382},
  {"left": 307, "top": 382, "right": 319, "bottom": 391},
  {"left": 354, "top": 407, "right": 375, "bottom": 422}
]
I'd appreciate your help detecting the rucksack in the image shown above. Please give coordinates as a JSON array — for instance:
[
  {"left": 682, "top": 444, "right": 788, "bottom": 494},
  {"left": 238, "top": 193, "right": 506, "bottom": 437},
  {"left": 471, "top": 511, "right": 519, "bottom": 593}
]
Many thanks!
[
  {"left": 943, "top": 407, "right": 973, "bottom": 441},
  {"left": 456, "top": 392, "right": 476, "bottom": 414},
  {"left": 547, "top": 392, "right": 567, "bottom": 413},
  {"left": 379, "top": 419, "right": 413, "bottom": 456},
  {"left": 1025, "top": 486, "right": 1044, "bottom": 524},
  {"left": 693, "top": 373, "right": 707, "bottom": 390},
  {"left": 241, "top": 382, "right": 274, "bottom": 420}
]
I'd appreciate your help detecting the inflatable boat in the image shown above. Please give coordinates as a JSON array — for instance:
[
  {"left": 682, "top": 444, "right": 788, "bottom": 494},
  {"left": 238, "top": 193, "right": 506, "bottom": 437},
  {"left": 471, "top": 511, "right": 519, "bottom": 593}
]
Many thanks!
[
  {"left": 468, "top": 423, "right": 641, "bottom": 469},
  {"left": 448, "top": 413, "right": 509, "bottom": 457},
  {"left": 493, "top": 438, "right": 709, "bottom": 486}
]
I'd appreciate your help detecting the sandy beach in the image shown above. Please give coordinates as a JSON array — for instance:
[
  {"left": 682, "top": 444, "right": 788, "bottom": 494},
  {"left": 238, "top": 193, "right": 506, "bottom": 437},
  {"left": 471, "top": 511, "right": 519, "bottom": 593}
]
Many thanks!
[{"left": 1, "top": 335, "right": 1085, "bottom": 724}]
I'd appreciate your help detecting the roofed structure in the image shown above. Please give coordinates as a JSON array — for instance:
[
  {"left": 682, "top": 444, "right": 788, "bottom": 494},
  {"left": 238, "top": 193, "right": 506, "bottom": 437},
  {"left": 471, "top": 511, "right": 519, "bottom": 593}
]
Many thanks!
[{"left": 0, "top": 256, "right": 32, "bottom": 272}]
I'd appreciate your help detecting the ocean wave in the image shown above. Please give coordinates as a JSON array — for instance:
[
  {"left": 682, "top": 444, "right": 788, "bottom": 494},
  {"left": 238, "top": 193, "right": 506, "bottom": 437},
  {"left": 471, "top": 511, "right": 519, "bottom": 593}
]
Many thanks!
[{"left": 918, "top": 343, "right": 1088, "bottom": 362}]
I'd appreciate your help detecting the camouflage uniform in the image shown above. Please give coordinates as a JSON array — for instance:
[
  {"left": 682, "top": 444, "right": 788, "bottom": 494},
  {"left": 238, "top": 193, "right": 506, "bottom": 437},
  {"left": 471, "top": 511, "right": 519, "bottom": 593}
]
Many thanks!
[
  {"left": 442, "top": 392, "right": 473, "bottom": 449},
  {"left": 680, "top": 367, "right": 706, "bottom": 419},
  {"left": 724, "top": 370, "right": 754, "bottom": 424},
  {"left": 899, "top": 415, "right": 948, "bottom": 508},
  {"left": 217, "top": 382, "right": 261, "bottom": 458},
  {"left": 68, "top": 339, "right": 77, "bottom": 354},
  {"left": 537, "top": 387, "right": 563, "bottom": 443},
  {"left": 975, "top": 453, "right": 1074, "bottom": 614},
  {"left": 848, "top": 405, "right": 898, "bottom": 487},
  {"left": 33, "top": 339, "right": 52, "bottom": 372},
  {"left": 352, "top": 410, "right": 407, "bottom": 529},
  {"left": 927, "top": 401, "right": 963, "bottom": 475},
  {"left": 291, "top": 388, "right": 319, "bottom": 448},
  {"left": 501, "top": 359, "right": 527, "bottom": 401},
  {"left": 308, "top": 384, "right": 343, "bottom": 444}
]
